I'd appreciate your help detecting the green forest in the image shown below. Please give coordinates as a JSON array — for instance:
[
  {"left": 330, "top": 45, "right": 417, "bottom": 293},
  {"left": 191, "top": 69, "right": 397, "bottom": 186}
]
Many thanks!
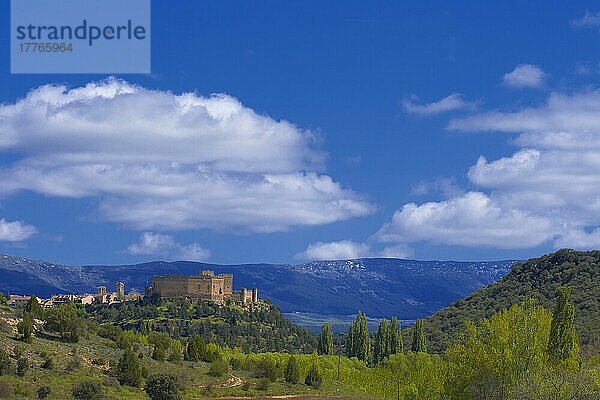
[{"left": 0, "top": 249, "right": 599, "bottom": 399}]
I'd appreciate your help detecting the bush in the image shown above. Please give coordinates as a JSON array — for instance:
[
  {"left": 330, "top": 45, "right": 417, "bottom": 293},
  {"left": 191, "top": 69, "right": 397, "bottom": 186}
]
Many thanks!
[
  {"left": 229, "top": 356, "right": 243, "bottom": 370},
  {"left": 37, "top": 385, "right": 51, "bottom": 399},
  {"left": 305, "top": 364, "right": 322, "bottom": 388},
  {"left": 145, "top": 374, "right": 182, "bottom": 400},
  {"left": 16, "top": 357, "right": 29, "bottom": 376},
  {"left": 284, "top": 355, "right": 301, "bottom": 384},
  {"left": 13, "top": 345, "right": 24, "bottom": 359},
  {"left": 72, "top": 381, "right": 103, "bottom": 400},
  {"left": 66, "top": 356, "right": 83, "bottom": 371},
  {"left": 41, "top": 356, "right": 54, "bottom": 369},
  {"left": 208, "top": 358, "right": 229, "bottom": 377},
  {"left": 256, "top": 378, "right": 270, "bottom": 391},
  {"left": 0, "top": 348, "right": 13, "bottom": 375}
]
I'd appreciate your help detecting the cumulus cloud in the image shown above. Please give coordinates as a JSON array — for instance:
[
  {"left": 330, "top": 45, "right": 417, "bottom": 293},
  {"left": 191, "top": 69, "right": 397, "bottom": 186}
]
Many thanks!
[
  {"left": 402, "top": 93, "right": 475, "bottom": 115},
  {"left": 0, "top": 218, "right": 37, "bottom": 242},
  {"left": 570, "top": 10, "right": 600, "bottom": 28},
  {"left": 296, "top": 240, "right": 414, "bottom": 261},
  {"left": 0, "top": 79, "right": 374, "bottom": 233},
  {"left": 502, "top": 64, "right": 546, "bottom": 88},
  {"left": 375, "top": 192, "right": 554, "bottom": 248},
  {"left": 379, "top": 89, "right": 600, "bottom": 250},
  {"left": 127, "top": 232, "right": 210, "bottom": 261}
]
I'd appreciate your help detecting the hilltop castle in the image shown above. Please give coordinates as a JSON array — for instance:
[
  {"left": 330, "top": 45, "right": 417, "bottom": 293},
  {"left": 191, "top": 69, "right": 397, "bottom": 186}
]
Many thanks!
[{"left": 147, "top": 270, "right": 258, "bottom": 305}]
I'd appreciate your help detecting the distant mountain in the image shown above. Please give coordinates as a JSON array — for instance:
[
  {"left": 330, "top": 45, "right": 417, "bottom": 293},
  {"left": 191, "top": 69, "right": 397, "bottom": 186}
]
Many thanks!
[
  {"left": 415, "top": 249, "right": 600, "bottom": 353},
  {"left": 0, "top": 254, "right": 514, "bottom": 320}
]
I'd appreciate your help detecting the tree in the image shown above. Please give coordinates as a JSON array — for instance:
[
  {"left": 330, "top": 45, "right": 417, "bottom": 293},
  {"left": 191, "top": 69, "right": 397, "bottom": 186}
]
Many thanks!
[
  {"left": 548, "top": 287, "right": 577, "bottom": 364},
  {"left": 185, "top": 335, "right": 206, "bottom": 361},
  {"left": 445, "top": 302, "right": 552, "bottom": 400},
  {"left": 345, "top": 311, "right": 371, "bottom": 363},
  {"left": 145, "top": 374, "right": 182, "bottom": 400},
  {"left": 305, "top": 364, "right": 322, "bottom": 388},
  {"left": 411, "top": 319, "right": 427, "bottom": 353},
  {"left": 25, "top": 296, "right": 43, "bottom": 318},
  {"left": 43, "top": 305, "right": 81, "bottom": 342},
  {"left": 317, "top": 323, "right": 333, "bottom": 355},
  {"left": 374, "top": 319, "right": 390, "bottom": 364},
  {"left": 117, "top": 347, "right": 147, "bottom": 387},
  {"left": 0, "top": 292, "right": 7, "bottom": 306},
  {"left": 389, "top": 316, "right": 403, "bottom": 355},
  {"left": 72, "top": 381, "right": 103, "bottom": 400},
  {"left": 284, "top": 355, "right": 301, "bottom": 384},
  {"left": 17, "top": 312, "right": 34, "bottom": 343}
]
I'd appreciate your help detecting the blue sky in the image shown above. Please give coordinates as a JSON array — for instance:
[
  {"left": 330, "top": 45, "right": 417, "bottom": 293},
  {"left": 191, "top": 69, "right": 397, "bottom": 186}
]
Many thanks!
[{"left": 1, "top": 1, "right": 600, "bottom": 265}]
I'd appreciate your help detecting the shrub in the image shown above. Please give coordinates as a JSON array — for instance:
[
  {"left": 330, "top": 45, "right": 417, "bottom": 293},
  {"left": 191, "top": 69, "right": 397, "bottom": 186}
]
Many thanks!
[
  {"left": 284, "top": 355, "right": 301, "bottom": 384},
  {"left": 242, "top": 380, "right": 251, "bottom": 391},
  {"left": 229, "top": 356, "right": 243, "bottom": 370},
  {"left": 16, "top": 357, "right": 29, "bottom": 376},
  {"left": 305, "top": 364, "right": 322, "bottom": 388},
  {"left": 41, "top": 356, "right": 54, "bottom": 369},
  {"left": 145, "top": 374, "right": 182, "bottom": 400},
  {"left": 37, "top": 385, "right": 51, "bottom": 399},
  {"left": 256, "top": 378, "right": 270, "bottom": 391},
  {"left": 13, "top": 345, "right": 24, "bottom": 359},
  {"left": 208, "top": 358, "right": 229, "bottom": 377},
  {"left": 0, "top": 348, "right": 13, "bottom": 375},
  {"left": 72, "top": 381, "right": 103, "bottom": 400},
  {"left": 66, "top": 356, "right": 83, "bottom": 371}
]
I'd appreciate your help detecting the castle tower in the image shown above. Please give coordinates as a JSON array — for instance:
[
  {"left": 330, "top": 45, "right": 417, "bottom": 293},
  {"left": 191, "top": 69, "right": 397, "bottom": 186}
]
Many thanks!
[
  {"left": 97, "top": 286, "right": 107, "bottom": 295},
  {"left": 116, "top": 282, "right": 125, "bottom": 298},
  {"left": 252, "top": 288, "right": 258, "bottom": 303}
]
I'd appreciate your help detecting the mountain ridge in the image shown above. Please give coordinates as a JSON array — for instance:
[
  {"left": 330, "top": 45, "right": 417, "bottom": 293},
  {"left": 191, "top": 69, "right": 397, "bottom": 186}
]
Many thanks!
[{"left": 0, "top": 253, "right": 516, "bottom": 320}]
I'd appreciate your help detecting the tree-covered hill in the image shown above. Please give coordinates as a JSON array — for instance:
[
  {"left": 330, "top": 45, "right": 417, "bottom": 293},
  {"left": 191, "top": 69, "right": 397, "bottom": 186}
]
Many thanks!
[
  {"left": 87, "top": 299, "right": 317, "bottom": 354},
  {"left": 415, "top": 249, "right": 600, "bottom": 354}
]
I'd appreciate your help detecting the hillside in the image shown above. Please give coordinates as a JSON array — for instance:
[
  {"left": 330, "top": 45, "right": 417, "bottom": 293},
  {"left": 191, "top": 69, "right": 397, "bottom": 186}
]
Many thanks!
[
  {"left": 0, "top": 254, "right": 515, "bottom": 321},
  {"left": 417, "top": 249, "right": 600, "bottom": 353}
]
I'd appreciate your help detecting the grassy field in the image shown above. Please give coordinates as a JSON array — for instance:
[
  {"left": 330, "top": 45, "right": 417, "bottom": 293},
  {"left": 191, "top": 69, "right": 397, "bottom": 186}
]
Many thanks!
[{"left": 0, "top": 309, "right": 375, "bottom": 400}]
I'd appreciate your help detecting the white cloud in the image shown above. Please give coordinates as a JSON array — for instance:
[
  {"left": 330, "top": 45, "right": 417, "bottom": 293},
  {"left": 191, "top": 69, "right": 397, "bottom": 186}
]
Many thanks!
[
  {"left": 378, "top": 89, "right": 600, "bottom": 251},
  {"left": 0, "top": 218, "right": 37, "bottom": 242},
  {"left": 0, "top": 79, "right": 374, "bottom": 233},
  {"left": 402, "top": 93, "right": 475, "bottom": 115},
  {"left": 570, "top": 10, "right": 600, "bottom": 28},
  {"left": 296, "top": 240, "right": 414, "bottom": 261},
  {"left": 375, "top": 192, "right": 554, "bottom": 248},
  {"left": 449, "top": 91, "right": 600, "bottom": 133},
  {"left": 296, "top": 240, "right": 371, "bottom": 260},
  {"left": 127, "top": 232, "right": 210, "bottom": 261},
  {"left": 502, "top": 64, "right": 546, "bottom": 88}
]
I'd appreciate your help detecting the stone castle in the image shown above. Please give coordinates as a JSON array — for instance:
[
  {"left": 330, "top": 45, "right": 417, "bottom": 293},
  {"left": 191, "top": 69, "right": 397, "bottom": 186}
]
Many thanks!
[{"left": 147, "top": 270, "right": 258, "bottom": 305}]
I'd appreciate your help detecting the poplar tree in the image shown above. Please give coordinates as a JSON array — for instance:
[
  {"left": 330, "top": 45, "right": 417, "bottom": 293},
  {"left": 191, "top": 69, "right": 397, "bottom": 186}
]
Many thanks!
[
  {"left": 389, "top": 316, "right": 403, "bottom": 354},
  {"left": 411, "top": 319, "right": 427, "bottom": 353},
  {"left": 317, "top": 323, "right": 333, "bottom": 355},
  {"left": 345, "top": 311, "right": 371, "bottom": 363},
  {"left": 374, "top": 319, "right": 389, "bottom": 364},
  {"left": 548, "top": 287, "right": 577, "bottom": 364}
]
